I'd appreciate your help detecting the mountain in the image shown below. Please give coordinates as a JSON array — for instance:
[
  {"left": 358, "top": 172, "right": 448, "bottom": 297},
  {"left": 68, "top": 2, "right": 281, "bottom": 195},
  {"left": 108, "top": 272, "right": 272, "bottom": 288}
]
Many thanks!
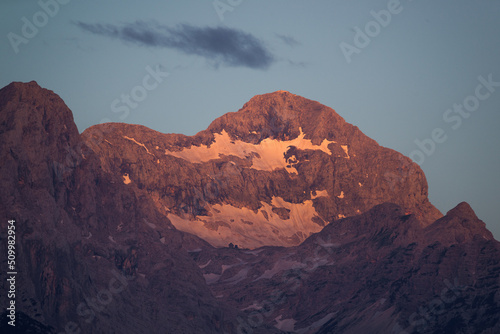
[
  {"left": 82, "top": 90, "right": 441, "bottom": 249},
  {"left": 0, "top": 81, "right": 498, "bottom": 333}
]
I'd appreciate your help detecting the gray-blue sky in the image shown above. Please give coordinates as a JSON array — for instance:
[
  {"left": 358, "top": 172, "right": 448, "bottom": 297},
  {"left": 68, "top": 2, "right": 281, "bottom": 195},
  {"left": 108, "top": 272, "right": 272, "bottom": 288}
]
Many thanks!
[{"left": 1, "top": 0, "right": 499, "bottom": 238}]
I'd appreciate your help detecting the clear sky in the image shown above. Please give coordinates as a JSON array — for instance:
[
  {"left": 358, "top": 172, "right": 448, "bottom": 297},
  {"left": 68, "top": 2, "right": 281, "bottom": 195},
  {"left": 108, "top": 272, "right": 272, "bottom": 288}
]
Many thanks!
[{"left": 1, "top": 0, "right": 499, "bottom": 238}]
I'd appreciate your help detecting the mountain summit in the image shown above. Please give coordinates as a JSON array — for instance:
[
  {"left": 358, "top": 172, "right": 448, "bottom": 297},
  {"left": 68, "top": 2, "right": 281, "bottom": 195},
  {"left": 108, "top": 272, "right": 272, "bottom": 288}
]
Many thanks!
[{"left": 83, "top": 89, "right": 441, "bottom": 248}]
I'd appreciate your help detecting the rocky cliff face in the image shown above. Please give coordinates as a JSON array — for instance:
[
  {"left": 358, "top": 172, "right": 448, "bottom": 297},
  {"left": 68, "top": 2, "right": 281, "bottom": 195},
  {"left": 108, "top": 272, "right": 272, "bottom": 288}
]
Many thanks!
[
  {"left": 1, "top": 81, "right": 498, "bottom": 334},
  {"left": 82, "top": 90, "right": 441, "bottom": 249}
]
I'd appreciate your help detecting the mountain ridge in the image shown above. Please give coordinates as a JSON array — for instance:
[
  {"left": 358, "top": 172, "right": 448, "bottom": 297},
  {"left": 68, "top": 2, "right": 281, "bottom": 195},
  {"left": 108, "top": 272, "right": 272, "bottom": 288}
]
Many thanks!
[{"left": 82, "top": 84, "right": 441, "bottom": 248}]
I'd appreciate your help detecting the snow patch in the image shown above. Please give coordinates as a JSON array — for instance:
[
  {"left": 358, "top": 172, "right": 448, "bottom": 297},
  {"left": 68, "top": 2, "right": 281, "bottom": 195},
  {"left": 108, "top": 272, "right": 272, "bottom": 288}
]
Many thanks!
[
  {"left": 295, "top": 313, "right": 337, "bottom": 333},
  {"left": 241, "top": 302, "right": 262, "bottom": 311},
  {"left": 337, "top": 191, "right": 344, "bottom": 199},
  {"left": 198, "top": 259, "right": 212, "bottom": 269},
  {"left": 143, "top": 219, "right": 156, "bottom": 229},
  {"left": 122, "top": 173, "right": 131, "bottom": 184},
  {"left": 255, "top": 260, "right": 305, "bottom": 281},
  {"left": 224, "top": 268, "right": 249, "bottom": 285},
  {"left": 123, "top": 136, "right": 153, "bottom": 156},
  {"left": 311, "top": 190, "right": 328, "bottom": 199},
  {"left": 164, "top": 128, "right": 336, "bottom": 173},
  {"left": 203, "top": 273, "right": 221, "bottom": 285},
  {"left": 341, "top": 145, "right": 350, "bottom": 159},
  {"left": 243, "top": 249, "right": 266, "bottom": 256},
  {"left": 274, "top": 315, "right": 297, "bottom": 332},
  {"left": 317, "top": 241, "right": 340, "bottom": 249},
  {"left": 167, "top": 196, "right": 324, "bottom": 249},
  {"left": 221, "top": 264, "right": 235, "bottom": 274}
]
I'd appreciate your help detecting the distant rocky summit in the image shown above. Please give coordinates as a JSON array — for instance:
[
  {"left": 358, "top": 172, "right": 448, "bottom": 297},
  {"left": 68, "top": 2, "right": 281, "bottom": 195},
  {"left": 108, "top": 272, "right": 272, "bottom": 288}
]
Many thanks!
[{"left": 83, "top": 89, "right": 441, "bottom": 249}]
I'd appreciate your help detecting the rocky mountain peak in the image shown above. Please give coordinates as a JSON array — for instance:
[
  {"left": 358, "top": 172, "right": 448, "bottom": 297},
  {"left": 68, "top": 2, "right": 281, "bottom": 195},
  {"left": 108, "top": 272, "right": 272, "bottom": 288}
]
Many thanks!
[
  {"left": 425, "top": 201, "right": 493, "bottom": 244},
  {"left": 0, "top": 81, "right": 83, "bottom": 193},
  {"left": 206, "top": 90, "right": 348, "bottom": 145},
  {"left": 446, "top": 201, "right": 479, "bottom": 220},
  {"left": 0, "top": 80, "right": 80, "bottom": 145},
  {"left": 0, "top": 80, "right": 42, "bottom": 103},
  {"left": 80, "top": 87, "right": 442, "bottom": 249}
]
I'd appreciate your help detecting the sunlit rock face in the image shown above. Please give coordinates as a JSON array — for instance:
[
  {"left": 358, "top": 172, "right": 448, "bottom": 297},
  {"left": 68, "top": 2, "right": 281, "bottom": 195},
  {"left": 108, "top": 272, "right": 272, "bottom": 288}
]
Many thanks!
[{"left": 83, "top": 90, "right": 441, "bottom": 249}]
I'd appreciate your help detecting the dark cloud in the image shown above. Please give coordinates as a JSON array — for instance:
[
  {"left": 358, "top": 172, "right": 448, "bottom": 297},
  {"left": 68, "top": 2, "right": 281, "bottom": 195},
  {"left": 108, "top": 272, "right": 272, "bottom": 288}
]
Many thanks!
[
  {"left": 75, "top": 21, "right": 275, "bottom": 70},
  {"left": 275, "top": 34, "right": 300, "bottom": 47}
]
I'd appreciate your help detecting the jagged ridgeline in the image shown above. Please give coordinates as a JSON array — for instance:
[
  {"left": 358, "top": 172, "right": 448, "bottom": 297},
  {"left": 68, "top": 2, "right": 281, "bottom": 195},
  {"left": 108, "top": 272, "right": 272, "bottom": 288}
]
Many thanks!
[{"left": 83, "top": 89, "right": 440, "bottom": 249}]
